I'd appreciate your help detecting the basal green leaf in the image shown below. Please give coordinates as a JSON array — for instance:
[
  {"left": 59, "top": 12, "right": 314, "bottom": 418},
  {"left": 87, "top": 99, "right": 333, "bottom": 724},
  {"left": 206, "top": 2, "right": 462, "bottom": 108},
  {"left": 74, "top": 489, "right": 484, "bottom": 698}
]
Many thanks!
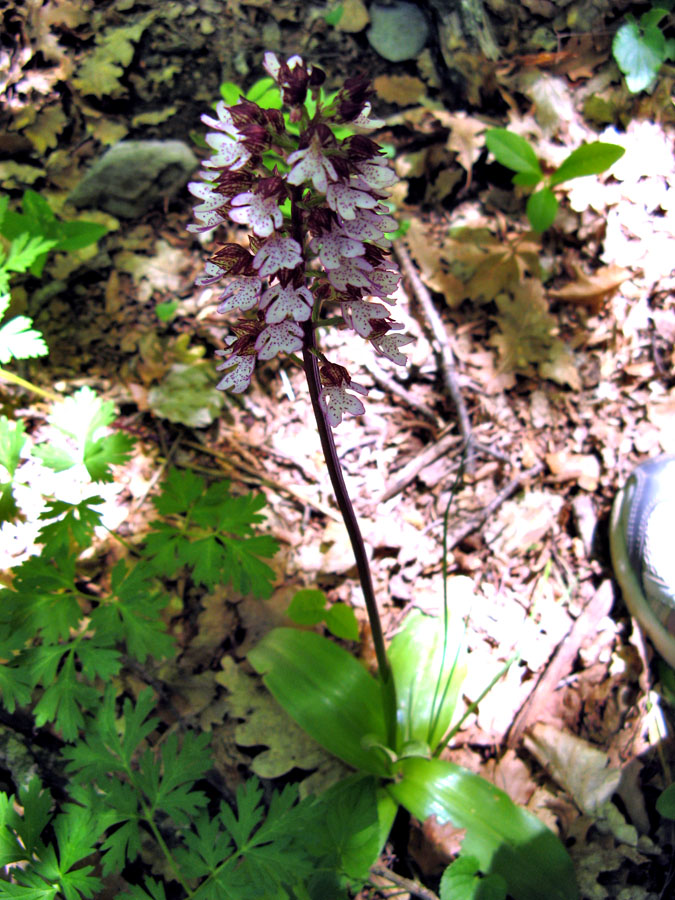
[
  {"left": 249, "top": 628, "right": 389, "bottom": 775},
  {"left": 526, "top": 187, "right": 558, "bottom": 232},
  {"left": 389, "top": 758, "right": 578, "bottom": 900},
  {"left": 388, "top": 609, "right": 466, "bottom": 752},
  {"left": 484, "top": 130, "right": 542, "bottom": 176},
  {"left": 549, "top": 142, "right": 625, "bottom": 186}
]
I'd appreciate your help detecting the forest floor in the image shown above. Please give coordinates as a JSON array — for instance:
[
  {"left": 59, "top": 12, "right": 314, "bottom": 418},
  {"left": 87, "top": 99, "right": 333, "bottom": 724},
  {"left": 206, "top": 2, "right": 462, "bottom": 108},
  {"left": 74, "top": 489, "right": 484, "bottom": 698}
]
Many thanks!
[{"left": 3, "top": 0, "right": 675, "bottom": 897}]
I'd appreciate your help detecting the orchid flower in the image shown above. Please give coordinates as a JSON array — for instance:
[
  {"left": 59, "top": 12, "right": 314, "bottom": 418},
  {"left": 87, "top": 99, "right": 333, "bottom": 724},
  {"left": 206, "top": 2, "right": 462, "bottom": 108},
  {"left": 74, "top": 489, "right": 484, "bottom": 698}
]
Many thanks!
[{"left": 189, "top": 54, "right": 413, "bottom": 427}]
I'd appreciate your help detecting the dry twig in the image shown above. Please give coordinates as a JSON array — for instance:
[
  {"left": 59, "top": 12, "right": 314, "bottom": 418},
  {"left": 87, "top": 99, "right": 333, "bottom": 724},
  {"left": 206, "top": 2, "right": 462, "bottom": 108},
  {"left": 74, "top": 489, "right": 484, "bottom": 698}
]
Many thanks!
[
  {"left": 370, "top": 865, "right": 441, "bottom": 900},
  {"left": 394, "top": 241, "right": 475, "bottom": 469}
]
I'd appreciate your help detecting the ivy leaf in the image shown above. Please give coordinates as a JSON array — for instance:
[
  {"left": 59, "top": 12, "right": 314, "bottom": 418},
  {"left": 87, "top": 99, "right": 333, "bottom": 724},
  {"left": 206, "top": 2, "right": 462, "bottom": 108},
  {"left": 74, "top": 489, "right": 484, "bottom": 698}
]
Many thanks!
[
  {"left": 613, "top": 11, "right": 668, "bottom": 93},
  {"left": 439, "top": 855, "right": 507, "bottom": 900}
]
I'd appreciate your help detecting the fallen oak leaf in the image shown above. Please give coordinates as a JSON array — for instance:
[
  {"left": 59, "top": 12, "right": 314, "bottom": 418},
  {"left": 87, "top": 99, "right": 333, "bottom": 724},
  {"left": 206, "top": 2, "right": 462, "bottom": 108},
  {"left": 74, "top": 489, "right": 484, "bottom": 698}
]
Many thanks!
[{"left": 548, "top": 263, "right": 631, "bottom": 314}]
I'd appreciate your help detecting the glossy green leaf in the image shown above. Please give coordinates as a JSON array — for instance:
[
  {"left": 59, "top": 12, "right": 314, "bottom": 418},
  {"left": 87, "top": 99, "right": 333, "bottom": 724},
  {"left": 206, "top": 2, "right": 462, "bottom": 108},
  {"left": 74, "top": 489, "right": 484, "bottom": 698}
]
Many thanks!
[
  {"left": 511, "top": 170, "right": 542, "bottom": 188},
  {"left": 484, "top": 130, "right": 542, "bottom": 177},
  {"left": 248, "top": 628, "right": 390, "bottom": 775},
  {"left": 387, "top": 610, "right": 466, "bottom": 752},
  {"left": 549, "top": 142, "right": 625, "bottom": 186},
  {"left": 526, "top": 187, "right": 558, "bottom": 232},
  {"left": 388, "top": 758, "right": 578, "bottom": 900},
  {"left": 613, "top": 13, "right": 667, "bottom": 92},
  {"left": 440, "top": 855, "right": 507, "bottom": 900},
  {"left": 287, "top": 589, "right": 326, "bottom": 625},
  {"left": 657, "top": 783, "right": 675, "bottom": 819},
  {"left": 324, "top": 602, "right": 359, "bottom": 641},
  {"left": 219, "top": 81, "right": 243, "bottom": 104}
]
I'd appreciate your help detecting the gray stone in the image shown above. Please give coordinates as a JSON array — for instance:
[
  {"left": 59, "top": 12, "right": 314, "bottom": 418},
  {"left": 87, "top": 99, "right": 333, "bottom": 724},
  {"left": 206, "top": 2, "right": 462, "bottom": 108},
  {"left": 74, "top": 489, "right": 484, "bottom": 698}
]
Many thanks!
[
  {"left": 68, "top": 140, "right": 198, "bottom": 218},
  {"left": 366, "top": 1, "right": 429, "bottom": 62}
]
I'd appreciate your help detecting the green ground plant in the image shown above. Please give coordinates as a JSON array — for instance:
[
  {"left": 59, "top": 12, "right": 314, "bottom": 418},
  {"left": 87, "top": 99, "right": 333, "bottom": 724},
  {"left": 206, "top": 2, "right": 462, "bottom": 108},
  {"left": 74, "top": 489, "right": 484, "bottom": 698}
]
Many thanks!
[
  {"left": 612, "top": 7, "right": 675, "bottom": 93},
  {"left": 185, "top": 53, "right": 579, "bottom": 900},
  {"left": 484, "top": 129, "right": 624, "bottom": 231},
  {"left": 1, "top": 452, "right": 377, "bottom": 900},
  {"left": 1, "top": 54, "right": 582, "bottom": 900}
]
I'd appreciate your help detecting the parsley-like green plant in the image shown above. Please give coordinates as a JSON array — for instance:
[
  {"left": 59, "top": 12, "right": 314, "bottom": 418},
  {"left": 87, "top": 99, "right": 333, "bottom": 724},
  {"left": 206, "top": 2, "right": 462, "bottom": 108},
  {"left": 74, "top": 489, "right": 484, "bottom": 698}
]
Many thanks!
[
  {"left": 0, "top": 190, "right": 107, "bottom": 378},
  {"left": 0, "top": 386, "right": 135, "bottom": 524},
  {"left": 142, "top": 467, "right": 278, "bottom": 596},
  {"left": 1, "top": 446, "right": 343, "bottom": 899},
  {"left": 484, "top": 129, "right": 625, "bottom": 232},
  {"left": 190, "top": 54, "right": 579, "bottom": 900}
]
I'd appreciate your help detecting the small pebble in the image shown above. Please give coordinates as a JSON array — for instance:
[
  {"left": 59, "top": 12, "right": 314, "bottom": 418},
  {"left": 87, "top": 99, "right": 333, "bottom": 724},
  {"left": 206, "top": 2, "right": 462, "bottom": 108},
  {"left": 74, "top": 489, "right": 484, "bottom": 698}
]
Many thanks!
[{"left": 366, "top": 1, "right": 429, "bottom": 62}]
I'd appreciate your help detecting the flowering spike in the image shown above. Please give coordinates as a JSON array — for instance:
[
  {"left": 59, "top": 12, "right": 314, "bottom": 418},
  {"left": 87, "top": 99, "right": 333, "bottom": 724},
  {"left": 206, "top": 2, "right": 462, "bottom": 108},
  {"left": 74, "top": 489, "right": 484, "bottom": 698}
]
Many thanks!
[{"left": 189, "top": 54, "right": 412, "bottom": 426}]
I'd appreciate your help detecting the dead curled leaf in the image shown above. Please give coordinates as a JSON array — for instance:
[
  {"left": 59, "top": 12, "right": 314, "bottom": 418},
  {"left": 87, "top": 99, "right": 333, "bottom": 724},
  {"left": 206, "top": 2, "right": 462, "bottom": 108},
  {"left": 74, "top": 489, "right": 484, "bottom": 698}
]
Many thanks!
[
  {"left": 546, "top": 450, "right": 600, "bottom": 491},
  {"left": 548, "top": 264, "right": 631, "bottom": 314},
  {"left": 524, "top": 722, "right": 622, "bottom": 816}
]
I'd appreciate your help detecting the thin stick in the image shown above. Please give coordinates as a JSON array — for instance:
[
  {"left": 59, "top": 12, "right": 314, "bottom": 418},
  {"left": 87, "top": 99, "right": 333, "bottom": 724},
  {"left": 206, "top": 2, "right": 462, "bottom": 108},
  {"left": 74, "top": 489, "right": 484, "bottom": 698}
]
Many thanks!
[
  {"left": 370, "top": 866, "right": 440, "bottom": 900},
  {"left": 394, "top": 241, "right": 475, "bottom": 468},
  {"left": 443, "top": 462, "right": 545, "bottom": 552}
]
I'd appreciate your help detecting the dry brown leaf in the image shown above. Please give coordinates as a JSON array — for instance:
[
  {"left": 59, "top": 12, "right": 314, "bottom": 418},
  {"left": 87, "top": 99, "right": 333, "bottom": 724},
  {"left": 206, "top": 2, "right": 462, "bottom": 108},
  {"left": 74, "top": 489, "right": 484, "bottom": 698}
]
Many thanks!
[
  {"left": 549, "top": 264, "right": 631, "bottom": 314},
  {"left": 524, "top": 723, "right": 622, "bottom": 815},
  {"left": 444, "top": 112, "right": 486, "bottom": 187},
  {"left": 405, "top": 220, "right": 467, "bottom": 306},
  {"left": 374, "top": 74, "right": 426, "bottom": 105},
  {"left": 23, "top": 104, "right": 68, "bottom": 155},
  {"left": 333, "top": 0, "right": 370, "bottom": 30},
  {"left": 546, "top": 450, "right": 600, "bottom": 491}
]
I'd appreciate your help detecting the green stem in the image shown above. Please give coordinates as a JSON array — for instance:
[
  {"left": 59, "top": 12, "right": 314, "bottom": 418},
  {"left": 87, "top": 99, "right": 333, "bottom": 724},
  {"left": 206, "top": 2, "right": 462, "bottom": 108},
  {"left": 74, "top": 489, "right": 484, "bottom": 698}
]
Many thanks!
[
  {"left": 0, "top": 366, "right": 59, "bottom": 401},
  {"left": 290, "top": 189, "right": 396, "bottom": 747},
  {"left": 301, "top": 332, "right": 397, "bottom": 747}
]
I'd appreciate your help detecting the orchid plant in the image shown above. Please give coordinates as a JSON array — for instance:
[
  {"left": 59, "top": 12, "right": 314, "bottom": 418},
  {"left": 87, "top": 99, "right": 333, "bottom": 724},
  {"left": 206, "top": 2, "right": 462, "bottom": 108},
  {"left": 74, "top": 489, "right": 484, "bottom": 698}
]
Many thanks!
[{"left": 189, "top": 54, "right": 578, "bottom": 900}]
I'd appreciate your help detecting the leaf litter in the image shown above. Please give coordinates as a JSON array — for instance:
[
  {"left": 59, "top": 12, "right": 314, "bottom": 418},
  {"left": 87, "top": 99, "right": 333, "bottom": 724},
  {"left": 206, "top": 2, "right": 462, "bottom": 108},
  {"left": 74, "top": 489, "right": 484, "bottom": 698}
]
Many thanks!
[{"left": 3, "top": 0, "right": 675, "bottom": 896}]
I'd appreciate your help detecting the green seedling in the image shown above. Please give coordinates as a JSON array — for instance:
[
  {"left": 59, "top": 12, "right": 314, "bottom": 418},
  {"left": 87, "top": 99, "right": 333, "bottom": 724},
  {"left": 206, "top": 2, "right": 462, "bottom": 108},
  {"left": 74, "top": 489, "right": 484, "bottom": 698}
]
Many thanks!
[{"left": 485, "top": 129, "right": 625, "bottom": 232}]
